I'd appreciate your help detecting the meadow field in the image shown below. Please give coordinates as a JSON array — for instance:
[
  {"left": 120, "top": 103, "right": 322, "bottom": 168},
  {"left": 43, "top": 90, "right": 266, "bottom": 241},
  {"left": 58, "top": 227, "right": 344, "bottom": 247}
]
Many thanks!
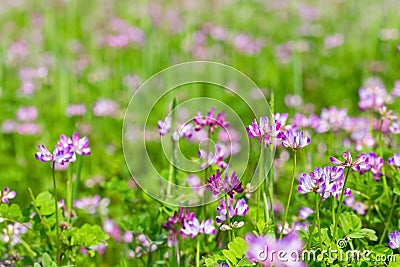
[{"left": 0, "top": 0, "right": 400, "bottom": 266}]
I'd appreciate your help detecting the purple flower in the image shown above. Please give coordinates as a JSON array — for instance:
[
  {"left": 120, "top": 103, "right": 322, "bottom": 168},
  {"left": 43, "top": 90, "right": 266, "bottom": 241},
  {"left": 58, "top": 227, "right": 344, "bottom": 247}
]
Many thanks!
[
  {"left": 389, "top": 230, "right": 400, "bottom": 249},
  {"left": 158, "top": 116, "right": 171, "bottom": 136},
  {"left": 316, "top": 107, "right": 348, "bottom": 133},
  {"left": 0, "top": 187, "right": 16, "bottom": 204},
  {"left": 216, "top": 198, "right": 249, "bottom": 225},
  {"left": 198, "top": 145, "right": 228, "bottom": 169},
  {"left": 35, "top": 145, "right": 74, "bottom": 165},
  {"left": 330, "top": 150, "right": 367, "bottom": 172},
  {"left": 280, "top": 129, "right": 311, "bottom": 151},
  {"left": 298, "top": 166, "right": 347, "bottom": 201},
  {"left": 223, "top": 171, "right": 244, "bottom": 198},
  {"left": 206, "top": 169, "right": 243, "bottom": 198},
  {"left": 186, "top": 175, "right": 205, "bottom": 197},
  {"left": 246, "top": 116, "right": 280, "bottom": 146},
  {"left": 74, "top": 195, "right": 110, "bottom": 215},
  {"left": 66, "top": 104, "right": 87, "bottom": 117},
  {"left": 93, "top": 99, "right": 118, "bottom": 117},
  {"left": 245, "top": 232, "right": 304, "bottom": 267},
  {"left": 180, "top": 217, "right": 216, "bottom": 238},
  {"left": 162, "top": 208, "right": 195, "bottom": 230},
  {"left": 173, "top": 123, "right": 194, "bottom": 141},
  {"left": 358, "top": 77, "right": 388, "bottom": 112},
  {"left": 298, "top": 206, "right": 314, "bottom": 220},
  {"left": 344, "top": 195, "right": 367, "bottom": 216},
  {"left": 216, "top": 199, "right": 235, "bottom": 224},
  {"left": 206, "top": 169, "right": 223, "bottom": 196},
  {"left": 193, "top": 108, "right": 229, "bottom": 134},
  {"left": 358, "top": 152, "right": 383, "bottom": 181},
  {"left": 16, "top": 106, "right": 38, "bottom": 122},
  {"left": 123, "top": 231, "right": 133, "bottom": 243},
  {"left": 104, "top": 219, "right": 121, "bottom": 241},
  {"left": 388, "top": 153, "right": 400, "bottom": 169},
  {"left": 218, "top": 199, "right": 247, "bottom": 222},
  {"left": 70, "top": 132, "right": 91, "bottom": 156}
]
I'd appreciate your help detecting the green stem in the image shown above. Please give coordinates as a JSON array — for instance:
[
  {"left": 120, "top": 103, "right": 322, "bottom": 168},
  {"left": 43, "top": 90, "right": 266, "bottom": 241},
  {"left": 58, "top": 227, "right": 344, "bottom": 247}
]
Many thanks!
[
  {"left": 52, "top": 162, "right": 60, "bottom": 265},
  {"left": 332, "top": 167, "right": 350, "bottom": 241},
  {"left": 67, "top": 162, "right": 73, "bottom": 223},
  {"left": 225, "top": 194, "right": 232, "bottom": 242},
  {"left": 196, "top": 237, "right": 200, "bottom": 267},
  {"left": 307, "top": 208, "right": 318, "bottom": 250},
  {"left": 280, "top": 150, "right": 297, "bottom": 239},
  {"left": 72, "top": 156, "right": 83, "bottom": 202},
  {"left": 331, "top": 197, "right": 336, "bottom": 226},
  {"left": 256, "top": 188, "right": 260, "bottom": 223},
  {"left": 167, "top": 98, "right": 178, "bottom": 197},
  {"left": 316, "top": 194, "right": 323, "bottom": 249},
  {"left": 379, "top": 119, "right": 389, "bottom": 198},
  {"left": 379, "top": 195, "right": 398, "bottom": 244}
]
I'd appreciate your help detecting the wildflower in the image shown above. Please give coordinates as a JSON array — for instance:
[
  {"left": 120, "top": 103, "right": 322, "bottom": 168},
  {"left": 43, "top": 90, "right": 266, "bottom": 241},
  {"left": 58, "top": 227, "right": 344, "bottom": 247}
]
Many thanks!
[
  {"left": 1, "top": 222, "right": 28, "bottom": 246},
  {"left": 186, "top": 175, "right": 205, "bottom": 197},
  {"left": 70, "top": 132, "right": 91, "bottom": 156},
  {"left": 216, "top": 198, "right": 249, "bottom": 225},
  {"left": 0, "top": 187, "right": 16, "bottom": 204},
  {"left": 93, "top": 98, "right": 117, "bottom": 117},
  {"left": 277, "top": 221, "right": 309, "bottom": 235},
  {"left": 344, "top": 195, "right": 367, "bottom": 216},
  {"left": 358, "top": 77, "right": 389, "bottom": 112},
  {"left": 180, "top": 217, "right": 216, "bottom": 238},
  {"left": 298, "top": 166, "right": 348, "bottom": 201},
  {"left": 245, "top": 232, "right": 304, "bottom": 266},
  {"left": 246, "top": 116, "right": 280, "bottom": 146},
  {"left": 66, "top": 104, "right": 87, "bottom": 117},
  {"left": 74, "top": 195, "right": 110, "bottom": 216},
  {"left": 316, "top": 107, "right": 348, "bottom": 133},
  {"left": 198, "top": 145, "right": 228, "bottom": 169},
  {"left": 193, "top": 108, "right": 229, "bottom": 133},
  {"left": 392, "top": 81, "right": 400, "bottom": 97},
  {"left": 388, "top": 153, "right": 400, "bottom": 169},
  {"left": 389, "top": 230, "right": 400, "bottom": 249},
  {"left": 35, "top": 144, "right": 74, "bottom": 165},
  {"left": 358, "top": 153, "right": 383, "bottom": 181},
  {"left": 280, "top": 129, "right": 311, "bottom": 151},
  {"left": 104, "top": 219, "right": 121, "bottom": 241},
  {"left": 330, "top": 150, "right": 367, "bottom": 172},
  {"left": 158, "top": 116, "right": 171, "bottom": 136},
  {"left": 298, "top": 206, "right": 314, "bottom": 220},
  {"left": 173, "top": 123, "right": 194, "bottom": 141},
  {"left": 16, "top": 107, "right": 38, "bottom": 122},
  {"left": 123, "top": 231, "right": 133, "bottom": 243},
  {"left": 207, "top": 170, "right": 243, "bottom": 198}
]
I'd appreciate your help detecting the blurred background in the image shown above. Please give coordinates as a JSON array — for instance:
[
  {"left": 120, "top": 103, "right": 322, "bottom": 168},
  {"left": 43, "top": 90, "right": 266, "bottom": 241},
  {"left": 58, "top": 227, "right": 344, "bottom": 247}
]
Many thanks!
[{"left": 0, "top": 0, "right": 399, "bottom": 206}]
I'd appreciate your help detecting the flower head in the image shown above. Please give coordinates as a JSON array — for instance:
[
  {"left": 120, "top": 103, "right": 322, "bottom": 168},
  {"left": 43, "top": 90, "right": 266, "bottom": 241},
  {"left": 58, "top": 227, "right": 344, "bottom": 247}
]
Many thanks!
[
  {"left": 193, "top": 108, "right": 229, "bottom": 133},
  {"left": 0, "top": 187, "right": 16, "bottom": 204},
  {"left": 388, "top": 153, "right": 400, "bottom": 169},
  {"left": 35, "top": 144, "right": 74, "bottom": 165},
  {"left": 280, "top": 129, "right": 311, "bottom": 151},
  {"left": 358, "top": 152, "right": 383, "bottom": 181},
  {"left": 246, "top": 116, "right": 280, "bottom": 146},
  {"left": 330, "top": 150, "right": 367, "bottom": 172},
  {"left": 389, "top": 230, "right": 400, "bottom": 249},
  {"left": 216, "top": 198, "right": 249, "bottom": 225}
]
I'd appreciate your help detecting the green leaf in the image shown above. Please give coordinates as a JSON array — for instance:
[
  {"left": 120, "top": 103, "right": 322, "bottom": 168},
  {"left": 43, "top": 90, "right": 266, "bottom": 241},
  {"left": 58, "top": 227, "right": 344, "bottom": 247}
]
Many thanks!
[
  {"left": 9, "top": 204, "right": 22, "bottom": 220},
  {"left": 388, "top": 254, "right": 400, "bottom": 267},
  {"left": 349, "top": 229, "right": 377, "bottom": 241},
  {"left": 36, "top": 192, "right": 53, "bottom": 207},
  {"left": 339, "top": 212, "right": 362, "bottom": 234},
  {"left": 222, "top": 250, "right": 237, "bottom": 265},
  {"left": 36, "top": 192, "right": 55, "bottom": 216},
  {"left": 41, "top": 253, "right": 57, "bottom": 267}
]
